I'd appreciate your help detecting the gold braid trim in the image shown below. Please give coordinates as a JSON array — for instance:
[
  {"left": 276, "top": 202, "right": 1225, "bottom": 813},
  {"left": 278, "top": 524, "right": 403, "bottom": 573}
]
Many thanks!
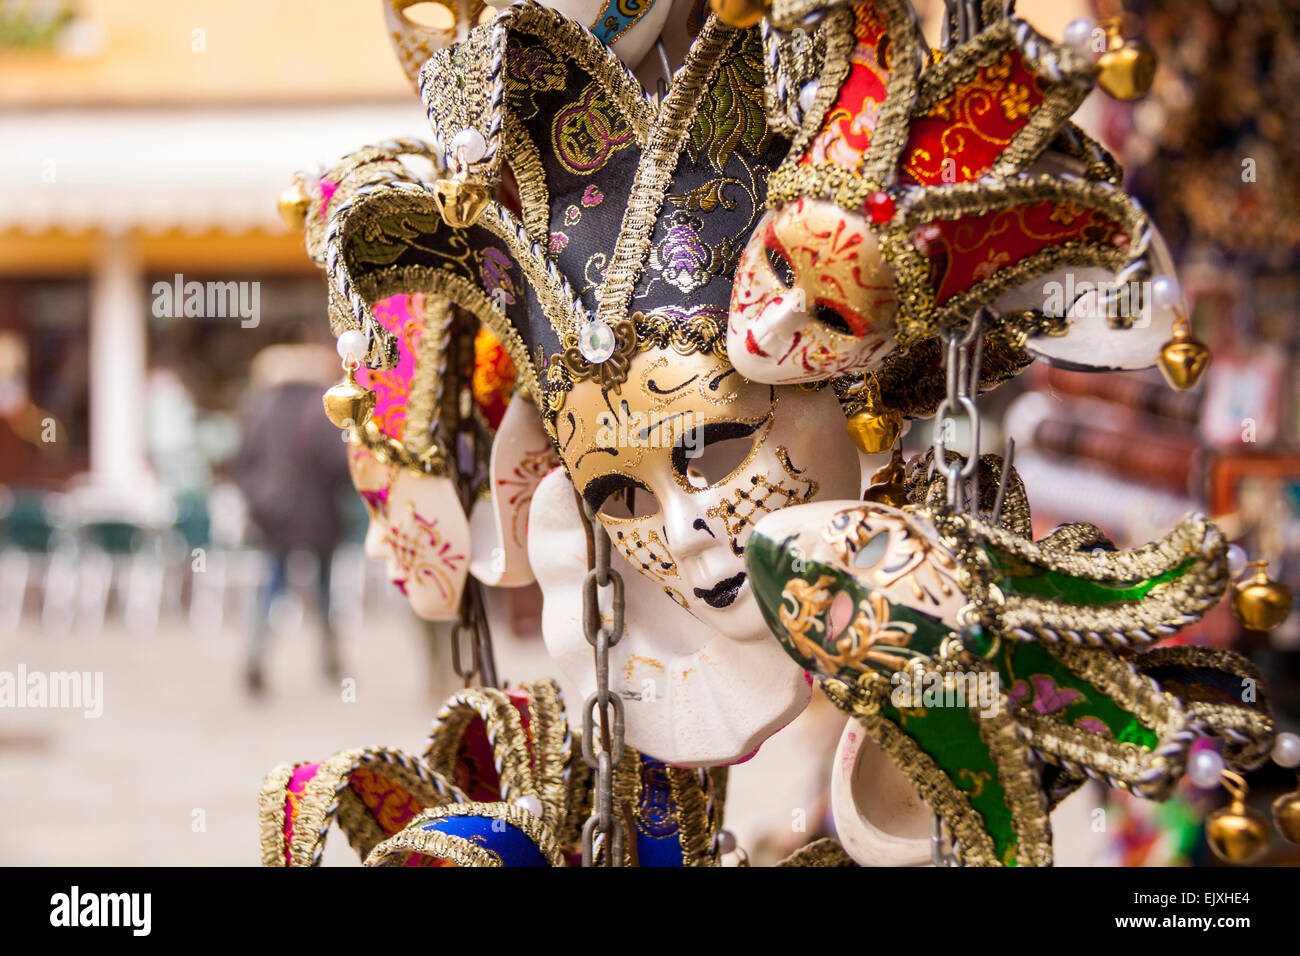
[
  {"left": 1035, "top": 522, "right": 1114, "bottom": 553},
  {"left": 521, "top": 679, "right": 573, "bottom": 834},
  {"left": 903, "top": 450, "right": 1032, "bottom": 538},
  {"left": 884, "top": 174, "right": 1150, "bottom": 343},
  {"left": 591, "top": 17, "right": 740, "bottom": 335},
  {"left": 258, "top": 763, "right": 294, "bottom": 867},
  {"left": 929, "top": 508, "right": 1229, "bottom": 649},
  {"left": 976, "top": 694, "right": 1054, "bottom": 866},
  {"left": 822, "top": 674, "right": 1000, "bottom": 867},
  {"left": 1018, "top": 643, "right": 1197, "bottom": 799},
  {"left": 776, "top": 836, "right": 857, "bottom": 866},
  {"left": 364, "top": 802, "right": 567, "bottom": 867},
  {"left": 503, "top": 113, "right": 551, "bottom": 250},
  {"left": 1134, "top": 645, "right": 1275, "bottom": 770},
  {"left": 423, "top": 687, "right": 541, "bottom": 807},
  {"left": 280, "top": 747, "right": 467, "bottom": 867},
  {"left": 764, "top": 6, "right": 855, "bottom": 149},
  {"left": 667, "top": 765, "right": 722, "bottom": 867},
  {"left": 557, "top": 736, "right": 594, "bottom": 853}
]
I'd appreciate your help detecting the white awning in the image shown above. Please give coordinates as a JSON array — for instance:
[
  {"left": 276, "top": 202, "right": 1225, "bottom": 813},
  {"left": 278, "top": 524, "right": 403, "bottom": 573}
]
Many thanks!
[{"left": 0, "top": 103, "right": 431, "bottom": 233}]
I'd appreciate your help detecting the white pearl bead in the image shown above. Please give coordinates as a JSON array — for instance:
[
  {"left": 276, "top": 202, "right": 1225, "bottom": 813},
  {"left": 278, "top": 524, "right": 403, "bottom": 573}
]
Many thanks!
[
  {"left": 1227, "top": 544, "right": 1248, "bottom": 578},
  {"left": 1187, "top": 747, "right": 1225, "bottom": 788},
  {"left": 452, "top": 128, "right": 487, "bottom": 165},
  {"left": 798, "top": 81, "right": 819, "bottom": 113},
  {"left": 578, "top": 319, "right": 616, "bottom": 363},
  {"left": 513, "top": 794, "right": 543, "bottom": 818},
  {"left": 336, "top": 329, "right": 368, "bottom": 363},
  {"left": 1150, "top": 274, "right": 1183, "bottom": 310},
  {"left": 1064, "top": 17, "right": 1097, "bottom": 53},
  {"left": 715, "top": 828, "right": 737, "bottom": 854},
  {"left": 1272, "top": 731, "right": 1300, "bottom": 769}
]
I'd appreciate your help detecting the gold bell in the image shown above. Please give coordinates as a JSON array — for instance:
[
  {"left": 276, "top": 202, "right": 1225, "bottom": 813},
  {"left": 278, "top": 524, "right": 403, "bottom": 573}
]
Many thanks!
[
  {"left": 433, "top": 175, "right": 490, "bottom": 228},
  {"left": 277, "top": 183, "right": 311, "bottom": 231},
  {"left": 863, "top": 445, "right": 908, "bottom": 508},
  {"left": 708, "top": 0, "right": 771, "bottom": 29},
  {"left": 1206, "top": 771, "right": 1270, "bottom": 864},
  {"left": 1096, "top": 40, "right": 1157, "bottom": 100},
  {"left": 1231, "top": 560, "right": 1293, "bottom": 631},
  {"left": 846, "top": 377, "right": 903, "bottom": 455},
  {"left": 1157, "top": 316, "right": 1211, "bottom": 391},
  {"left": 322, "top": 366, "right": 376, "bottom": 429},
  {"left": 1273, "top": 784, "right": 1300, "bottom": 844}
]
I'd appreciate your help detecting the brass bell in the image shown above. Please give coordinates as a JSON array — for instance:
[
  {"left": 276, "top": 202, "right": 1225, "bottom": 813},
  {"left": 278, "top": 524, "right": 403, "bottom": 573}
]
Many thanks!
[
  {"left": 433, "top": 176, "right": 490, "bottom": 228},
  {"left": 708, "top": 0, "right": 771, "bottom": 29},
  {"left": 863, "top": 445, "right": 908, "bottom": 508},
  {"left": 322, "top": 366, "right": 376, "bottom": 429},
  {"left": 1097, "top": 39, "right": 1157, "bottom": 100},
  {"left": 1232, "top": 561, "right": 1293, "bottom": 631},
  {"left": 1157, "top": 317, "right": 1210, "bottom": 390},
  {"left": 277, "top": 183, "right": 311, "bottom": 231},
  {"left": 1206, "top": 798, "right": 1270, "bottom": 865},
  {"left": 1273, "top": 787, "right": 1300, "bottom": 844},
  {"left": 846, "top": 377, "right": 902, "bottom": 455}
]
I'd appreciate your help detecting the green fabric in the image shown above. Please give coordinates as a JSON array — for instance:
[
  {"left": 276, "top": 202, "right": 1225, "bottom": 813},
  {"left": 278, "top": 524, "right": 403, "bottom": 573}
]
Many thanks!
[
  {"left": 997, "top": 642, "right": 1158, "bottom": 749},
  {"left": 883, "top": 702, "right": 1020, "bottom": 865},
  {"left": 986, "top": 547, "right": 1192, "bottom": 606}
]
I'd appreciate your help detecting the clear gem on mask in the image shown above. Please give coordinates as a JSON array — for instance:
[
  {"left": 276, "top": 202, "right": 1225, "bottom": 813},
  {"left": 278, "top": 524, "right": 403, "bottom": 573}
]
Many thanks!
[{"left": 578, "top": 319, "right": 616, "bottom": 363}]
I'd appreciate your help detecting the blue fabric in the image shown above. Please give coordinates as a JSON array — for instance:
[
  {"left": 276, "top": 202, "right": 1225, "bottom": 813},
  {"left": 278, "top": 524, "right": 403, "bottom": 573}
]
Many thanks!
[{"left": 423, "top": 815, "right": 550, "bottom": 867}]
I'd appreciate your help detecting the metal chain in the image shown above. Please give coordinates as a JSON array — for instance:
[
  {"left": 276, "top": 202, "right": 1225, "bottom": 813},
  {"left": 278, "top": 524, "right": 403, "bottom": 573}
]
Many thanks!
[
  {"left": 578, "top": 499, "right": 627, "bottom": 866},
  {"left": 928, "top": 306, "right": 989, "bottom": 868},
  {"left": 930, "top": 311, "right": 985, "bottom": 513}
]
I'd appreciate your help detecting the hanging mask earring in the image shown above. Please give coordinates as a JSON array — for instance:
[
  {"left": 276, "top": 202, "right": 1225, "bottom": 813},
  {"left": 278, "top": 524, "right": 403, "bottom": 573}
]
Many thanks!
[
  {"left": 846, "top": 374, "right": 903, "bottom": 455},
  {"left": 323, "top": 329, "right": 377, "bottom": 429},
  {"left": 434, "top": 129, "right": 490, "bottom": 229},
  {"left": 1205, "top": 768, "right": 1270, "bottom": 864},
  {"left": 863, "top": 442, "right": 907, "bottom": 508},
  {"left": 1231, "top": 560, "right": 1293, "bottom": 632},
  {"left": 1271, "top": 733, "right": 1300, "bottom": 844},
  {"left": 1150, "top": 274, "right": 1211, "bottom": 391},
  {"left": 1093, "top": 15, "right": 1158, "bottom": 101}
]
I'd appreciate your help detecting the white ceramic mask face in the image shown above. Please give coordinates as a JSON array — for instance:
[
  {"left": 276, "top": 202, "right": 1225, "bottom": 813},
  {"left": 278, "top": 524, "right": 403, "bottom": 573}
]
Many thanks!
[
  {"left": 468, "top": 395, "right": 559, "bottom": 587},
  {"left": 527, "top": 465, "right": 812, "bottom": 765},
  {"left": 728, "top": 197, "right": 899, "bottom": 385},
  {"left": 348, "top": 444, "right": 471, "bottom": 620},
  {"left": 558, "top": 350, "right": 861, "bottom": 642}
]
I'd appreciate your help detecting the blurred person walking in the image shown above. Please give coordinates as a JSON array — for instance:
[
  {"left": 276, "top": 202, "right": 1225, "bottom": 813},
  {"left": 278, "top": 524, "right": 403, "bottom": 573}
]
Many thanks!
[{"left": 232, "top": 341, "right": 349, "bottom": 695}]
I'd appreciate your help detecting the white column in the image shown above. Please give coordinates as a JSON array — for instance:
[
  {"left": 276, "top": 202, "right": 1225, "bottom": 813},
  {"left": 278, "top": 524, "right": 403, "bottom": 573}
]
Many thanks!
[{"left": 89, "top": 233, "right": 148, "bottom": 487}]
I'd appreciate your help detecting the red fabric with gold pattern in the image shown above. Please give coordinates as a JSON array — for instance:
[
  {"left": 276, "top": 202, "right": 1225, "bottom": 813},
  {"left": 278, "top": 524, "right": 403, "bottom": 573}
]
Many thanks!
[
  {"left": 799, "top": 2, "right": 893, "bottom": 168},
  {"left": 900, "top": 49, "right": 1047, "bottom": 186},
  {"left": 451, "top": 690, "right": 534, "bottom": 800},
  {"left": 347, "top": 766, "right": 429, "bottom": 835},
  {"left": 916, "top": 200, "right": 1129, "bottom": 305}
]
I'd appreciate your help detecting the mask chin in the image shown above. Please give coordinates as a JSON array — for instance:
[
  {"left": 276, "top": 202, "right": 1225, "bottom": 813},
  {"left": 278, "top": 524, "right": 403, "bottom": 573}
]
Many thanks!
[{"left": 528, "top": 468, "right": 811, "bottom": 766}]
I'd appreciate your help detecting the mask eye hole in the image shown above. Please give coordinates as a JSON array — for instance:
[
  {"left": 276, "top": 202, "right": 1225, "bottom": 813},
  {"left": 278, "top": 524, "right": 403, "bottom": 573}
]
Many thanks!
[
  {"left": 812, "top": 302, "right": 856, "bottom": 336},
  {"left": 765, "top": 241, "right": 796, "bottom": 288},
  {"left": 583, "top": 474, "right": 659, "bottom": 521},
  {"left": 672, "top": 420, "right": 763, "bottom": 490},
  {"left": 852, "top": 531, "right": 890, "bottom": 570}
]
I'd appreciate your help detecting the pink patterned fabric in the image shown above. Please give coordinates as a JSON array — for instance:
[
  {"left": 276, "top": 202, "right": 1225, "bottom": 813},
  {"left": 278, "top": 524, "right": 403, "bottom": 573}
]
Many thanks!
[
  {"left": 283, "top": 762, "right": 322, "bottom": 866},
  {"left": 356, "top": 294, "right": 425, "bottom": 444}
]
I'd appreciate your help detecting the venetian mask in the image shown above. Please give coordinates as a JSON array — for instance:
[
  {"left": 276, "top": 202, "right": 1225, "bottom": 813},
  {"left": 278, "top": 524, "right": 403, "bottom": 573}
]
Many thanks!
[
  {"left": 348, "top": 442, "right": 472, "bottom": 620},
  {"left": 527, "top": 457, "right": 815, "bottom": 766},
  {"left": 728, "top": 197, "right": 899, "bottom": 384},
  {"left": 561, "top": 348, "right": 861, "bottom": 637}
]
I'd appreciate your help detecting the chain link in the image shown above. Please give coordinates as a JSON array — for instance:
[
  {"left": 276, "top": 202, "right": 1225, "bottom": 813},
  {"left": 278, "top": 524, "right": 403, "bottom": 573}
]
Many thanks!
[
  {"left": 927, "top": 305, "right": 988, "bottom": 867},
  {"left": 577, "top": 499, "right": 627, "bottom": 866}
]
